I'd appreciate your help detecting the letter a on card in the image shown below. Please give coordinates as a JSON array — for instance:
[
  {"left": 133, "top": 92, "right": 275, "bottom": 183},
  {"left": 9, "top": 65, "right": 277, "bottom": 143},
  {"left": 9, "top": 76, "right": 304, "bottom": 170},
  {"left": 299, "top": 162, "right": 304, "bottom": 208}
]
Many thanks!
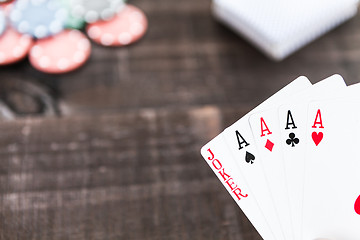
[
  {"left": 311, "top": 109, "right": 324, "bottom": 146},
  {"left": 259, "top": 117, "right": 274, "bottom": 152}
]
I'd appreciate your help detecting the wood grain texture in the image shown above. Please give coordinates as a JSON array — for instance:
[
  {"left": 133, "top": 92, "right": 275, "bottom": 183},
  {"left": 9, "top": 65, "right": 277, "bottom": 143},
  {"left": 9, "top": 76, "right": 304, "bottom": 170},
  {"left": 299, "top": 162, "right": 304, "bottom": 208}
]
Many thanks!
[
  {"left": 1, "top": 0, "right": 360, "bottom": 116},
  {"left": 0, "top": 106, "right": 261, "bottom": 240},
  {"left": 0, "top": 0, "right": 360, "bottom": 238}
]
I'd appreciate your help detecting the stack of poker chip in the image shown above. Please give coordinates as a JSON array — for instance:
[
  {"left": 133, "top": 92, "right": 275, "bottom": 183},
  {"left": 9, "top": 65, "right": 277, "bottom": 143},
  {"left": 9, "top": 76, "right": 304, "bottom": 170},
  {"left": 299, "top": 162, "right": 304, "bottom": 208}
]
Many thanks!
[{"left": 0, "top": 0, "right": 148, "bottom": 74}]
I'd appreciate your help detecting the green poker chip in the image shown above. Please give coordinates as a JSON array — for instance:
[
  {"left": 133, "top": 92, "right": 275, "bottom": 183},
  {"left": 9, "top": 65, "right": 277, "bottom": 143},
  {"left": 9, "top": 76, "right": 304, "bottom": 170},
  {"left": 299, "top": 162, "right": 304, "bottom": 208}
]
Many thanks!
[
  {"left": 65, "top": 14, "right": 85, "bottom": 29},
  {"left": 61, "top": 0, "right": 86, "bottom": 30}
]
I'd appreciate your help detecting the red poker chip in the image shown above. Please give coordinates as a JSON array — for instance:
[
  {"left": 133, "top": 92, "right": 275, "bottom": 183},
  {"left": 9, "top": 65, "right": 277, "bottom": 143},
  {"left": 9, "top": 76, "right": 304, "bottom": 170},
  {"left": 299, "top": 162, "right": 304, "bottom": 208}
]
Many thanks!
[
  {"left": 0, "top": 1, "right": 14, "bottom": 14},
  {"left": 0, "top": 27, "right": 33, "bottom": 65},
  {"left": 29, "top": 29, "right": 91, "bottom": 74},
  {"left": 86, "top": 4, "right": 148, "bottom": 47}
]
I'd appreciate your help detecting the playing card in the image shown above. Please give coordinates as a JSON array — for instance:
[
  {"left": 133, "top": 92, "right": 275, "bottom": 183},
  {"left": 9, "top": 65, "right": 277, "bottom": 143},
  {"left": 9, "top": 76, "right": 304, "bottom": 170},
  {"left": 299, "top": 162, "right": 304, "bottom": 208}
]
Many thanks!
[
  {"left": 200, "top": 136, "right": 275, "bottom": 240},
  {"left": 277, "top": 74, "right": 347, "bottom": 240},
  {"left": 302, "top": 98, "right": 360, "bottom": 240},
  {"left": 246, "top": 107, "right": 295, "bottom": 240},
  {"left": 222, "top": 76, "right": 311, "bottom": 240},
  {"left": 200, "top": 72, "right": 360, "bottom": 240},
  {"left": 201, "top": 77, "right": 311, "bottom": 240},
  {"left": 247, "top": 74, "right": 347, "bottom": 240},
  {"left": 212, "top": 0, "right": 359, "bottom": 60}
]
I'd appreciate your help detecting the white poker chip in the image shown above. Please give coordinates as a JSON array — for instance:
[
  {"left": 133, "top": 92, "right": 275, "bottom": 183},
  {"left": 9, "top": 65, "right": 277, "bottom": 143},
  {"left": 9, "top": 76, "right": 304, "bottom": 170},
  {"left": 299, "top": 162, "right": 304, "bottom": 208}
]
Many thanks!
[
  {"left": 9, "top": 0, "right": 68, "bottom": 39},
  {"left": 69, "top": 0, "right": 125, "bottom": 23},
  {"left": 0, "top": 9, "right": 5, "bottom": 36}
]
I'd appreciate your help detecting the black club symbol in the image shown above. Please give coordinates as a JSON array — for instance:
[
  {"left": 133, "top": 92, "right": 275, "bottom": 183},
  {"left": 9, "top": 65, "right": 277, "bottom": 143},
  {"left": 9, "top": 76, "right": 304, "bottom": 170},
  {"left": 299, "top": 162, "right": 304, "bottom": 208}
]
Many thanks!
[{"left": 286, "top": 132, "right": 299, "bottom": 147}]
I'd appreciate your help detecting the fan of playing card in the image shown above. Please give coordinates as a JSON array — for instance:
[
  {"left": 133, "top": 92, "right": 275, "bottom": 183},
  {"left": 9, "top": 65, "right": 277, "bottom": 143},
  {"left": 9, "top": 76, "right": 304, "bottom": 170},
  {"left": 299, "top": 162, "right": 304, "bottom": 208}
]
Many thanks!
[{"left": 201, "top": 74, "right": 360, "bottom": 240}]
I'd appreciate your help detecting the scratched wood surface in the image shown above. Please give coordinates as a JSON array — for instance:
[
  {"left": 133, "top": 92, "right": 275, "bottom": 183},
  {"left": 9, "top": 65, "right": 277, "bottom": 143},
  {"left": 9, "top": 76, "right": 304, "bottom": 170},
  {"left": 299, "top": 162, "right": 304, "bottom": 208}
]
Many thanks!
[
  {"left": 0, "top": 106, "right": 261, "bottom": 240},
  {"left": 1, "top": 0, "right": 360, "bottom": 238}
]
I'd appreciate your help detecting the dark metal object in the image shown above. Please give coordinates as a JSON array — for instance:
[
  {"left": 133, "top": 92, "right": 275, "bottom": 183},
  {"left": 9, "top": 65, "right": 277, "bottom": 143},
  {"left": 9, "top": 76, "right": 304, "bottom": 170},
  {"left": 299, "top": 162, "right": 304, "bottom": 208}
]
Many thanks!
[{"left": 0, "top": 79, "right": 58, "bottom": 119}]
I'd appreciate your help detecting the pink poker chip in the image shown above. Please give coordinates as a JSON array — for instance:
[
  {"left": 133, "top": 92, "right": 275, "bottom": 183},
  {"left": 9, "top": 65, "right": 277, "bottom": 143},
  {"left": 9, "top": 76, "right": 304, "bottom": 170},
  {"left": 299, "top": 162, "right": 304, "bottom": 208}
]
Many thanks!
[
  {"left": 86, "top": 4, "right": 148, "bottom": 47},
  {"left": 0, "top": 1, "right": 14, "bottom": 14},
  {"left": 0, "top": 27, "right": 33, "bottom": 65},
  {"left": 29, "top": 29, "right": 91, "bottom": 74}
]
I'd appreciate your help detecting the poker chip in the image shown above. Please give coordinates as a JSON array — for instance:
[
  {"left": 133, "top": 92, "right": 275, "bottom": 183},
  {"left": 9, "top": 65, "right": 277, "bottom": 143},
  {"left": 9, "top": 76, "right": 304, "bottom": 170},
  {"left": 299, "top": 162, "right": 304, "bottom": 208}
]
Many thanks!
[
  {"left": 65, "top": 14, "right": 85, "bottom": 29},
  {"left": 86, "top": 4, "right": 148, "bottom": 47},
  {"left": 0, "top": 1, "right": 14, "bottom": 14},
  {"left": 69, "top": 0, "right": 125, "bottom": 23},
  {"left": 61, "top": 0, "right": 85, "bottom": 29},
  {"left": 29, "top": 29, "right": 91, "bottom": 74},
  {"left": 0, "top": 9, "right": 5, "bottom": 36},
  {"left": 0, "top": 27, "right": 33, "bottom": 65},
  {"left": 10, "top": 0, "right": 68, "bottom": 39}
]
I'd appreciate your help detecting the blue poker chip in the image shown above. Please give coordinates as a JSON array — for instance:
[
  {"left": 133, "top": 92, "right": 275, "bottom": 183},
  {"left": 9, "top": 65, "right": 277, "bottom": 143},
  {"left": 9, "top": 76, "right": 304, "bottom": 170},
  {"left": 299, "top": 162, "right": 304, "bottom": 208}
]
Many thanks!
[
  {"left": 0, "top": 9, "right": 5, "bottom": 36},
  {"left": 10, "top": 0, "right": 68, "bottom": 39}
]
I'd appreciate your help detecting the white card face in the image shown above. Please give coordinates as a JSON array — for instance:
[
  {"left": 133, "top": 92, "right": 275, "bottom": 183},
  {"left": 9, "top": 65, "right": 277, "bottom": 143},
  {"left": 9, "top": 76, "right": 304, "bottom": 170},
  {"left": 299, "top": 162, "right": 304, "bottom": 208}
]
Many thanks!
[
  {"left": 200, "top": 76, "right": 311, "bottom": 240},
  {"left": 200, "top": 136, "right": 275, "bottom": 240},
  {"left": 247, "top": 75, "right": 346, "bottom": 240},
  {"left": 277, "top": 74, "right": 347, "bottom": 240},
  {"left": 302, "top": 98, "right": 360, "bottom": 240},
  {"left": 222, "top": 76, "right": 312, "bottom": 240},
  {"left": 248, "top": 104, "right": 294, "bottom": 240}
]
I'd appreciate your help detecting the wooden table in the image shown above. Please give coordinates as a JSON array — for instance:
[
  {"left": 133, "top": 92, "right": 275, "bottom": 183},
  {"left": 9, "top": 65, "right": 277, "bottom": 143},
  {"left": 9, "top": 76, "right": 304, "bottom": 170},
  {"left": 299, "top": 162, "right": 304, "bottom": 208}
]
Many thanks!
[{"left": 1, "top": 0, "right": 360, "bottom": 239}]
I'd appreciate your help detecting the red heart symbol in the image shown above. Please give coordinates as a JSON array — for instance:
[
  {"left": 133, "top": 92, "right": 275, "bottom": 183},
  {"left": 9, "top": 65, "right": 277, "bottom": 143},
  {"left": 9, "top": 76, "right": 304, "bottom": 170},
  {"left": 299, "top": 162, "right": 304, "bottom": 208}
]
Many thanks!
[
  {"left": 355, "top": 195, "right": 360, "bottom": 215},
  {"left": 312, "top": 132, "right": 323, "bottom": 146}
]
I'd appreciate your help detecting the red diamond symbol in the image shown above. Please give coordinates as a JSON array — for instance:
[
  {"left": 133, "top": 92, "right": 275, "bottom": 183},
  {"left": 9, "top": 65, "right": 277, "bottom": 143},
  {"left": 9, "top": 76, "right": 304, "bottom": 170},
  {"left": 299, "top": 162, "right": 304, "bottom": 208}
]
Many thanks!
[{"left": 265, "top": 139, "right": 274, "bottom": 152}]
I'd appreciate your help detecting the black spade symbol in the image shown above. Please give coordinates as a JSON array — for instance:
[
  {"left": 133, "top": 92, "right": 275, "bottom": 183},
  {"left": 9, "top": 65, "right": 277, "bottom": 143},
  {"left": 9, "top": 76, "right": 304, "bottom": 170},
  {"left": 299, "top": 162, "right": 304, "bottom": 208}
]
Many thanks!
[{"left": 245, "top": 151, "right": 255, "bottom": 164}]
